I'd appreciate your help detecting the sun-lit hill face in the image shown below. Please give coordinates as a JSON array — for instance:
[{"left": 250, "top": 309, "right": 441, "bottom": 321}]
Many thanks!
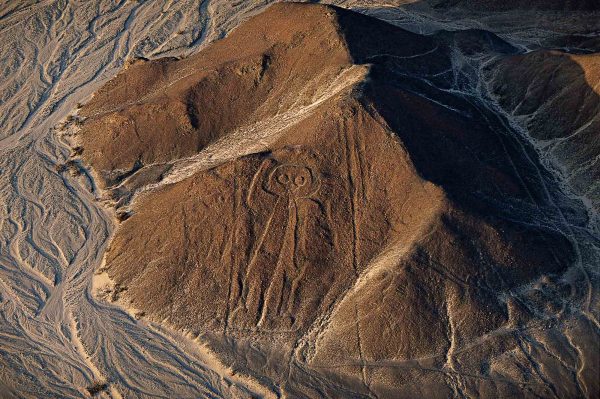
[
  {"left": 68, "top": 3, "right": 598, "bottom": 397},
  {"left": 574, "top": 54, "right": 600, "bottom": 88},
  {"left": 77, "top": 4, "right": 359, "bottom": 190}
]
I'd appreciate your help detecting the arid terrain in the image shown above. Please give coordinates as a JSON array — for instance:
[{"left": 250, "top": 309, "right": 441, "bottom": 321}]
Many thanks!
[{"left": 0, "top": 1, "right": 598, "bottom": 398}]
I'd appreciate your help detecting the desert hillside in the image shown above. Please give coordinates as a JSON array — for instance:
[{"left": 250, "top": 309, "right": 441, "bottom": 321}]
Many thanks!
[
  {"left": 486, "top": 51, "right": 600, "bottom": 211},
  {"left": 431, "top": 0, "right": 600, "bottom": 11},
  {"left": 0, "top": 1, "right": 598, "bottom": 398},
  {"left": 70, "top": 4, "right": 598, "bottom": 398}
]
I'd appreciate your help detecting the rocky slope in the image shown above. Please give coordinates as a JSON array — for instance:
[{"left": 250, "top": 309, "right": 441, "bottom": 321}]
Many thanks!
[
  {"left": 486, "top": 51, "right": 600, "bottom": 212},
  {"left": 430, "top": 0, "right": 600, "bottom": 12}
]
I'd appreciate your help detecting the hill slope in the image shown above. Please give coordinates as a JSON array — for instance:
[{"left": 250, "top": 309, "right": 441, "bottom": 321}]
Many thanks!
[
  {"left": 72, "top": 3, "right": 598, "bottom": 398},
  {"left": 486, "top": 51, "right": 600, "bottom": 211}
]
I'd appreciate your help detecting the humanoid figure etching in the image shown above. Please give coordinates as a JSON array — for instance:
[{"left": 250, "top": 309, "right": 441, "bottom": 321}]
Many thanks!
[{"left": 242, "top": 155, "right": 327, "bottom": 329}]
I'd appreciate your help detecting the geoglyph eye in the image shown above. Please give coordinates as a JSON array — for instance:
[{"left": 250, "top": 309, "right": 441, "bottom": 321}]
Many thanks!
[
  {"left": 294, "top": 175, "right": 306, "bottom": 186},
  {"left": 277, "top": 173, "right": 290, "bottom": 184},
  {"left": 266, "top": 163, "right": 319, "bottom": 197}
]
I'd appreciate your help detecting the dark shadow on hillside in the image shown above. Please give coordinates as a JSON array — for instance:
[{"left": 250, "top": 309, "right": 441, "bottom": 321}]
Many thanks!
[
  {"left": 485, "top": 50, "right": 600, "bottom": 212},
  {"left": 338, "top": 1, "right": 600, "bottom": 220}
]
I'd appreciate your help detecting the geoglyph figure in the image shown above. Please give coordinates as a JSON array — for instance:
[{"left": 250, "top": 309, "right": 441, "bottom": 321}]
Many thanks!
[{"left": 243, "top": 152, "right": 330, "bottom": 330}]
